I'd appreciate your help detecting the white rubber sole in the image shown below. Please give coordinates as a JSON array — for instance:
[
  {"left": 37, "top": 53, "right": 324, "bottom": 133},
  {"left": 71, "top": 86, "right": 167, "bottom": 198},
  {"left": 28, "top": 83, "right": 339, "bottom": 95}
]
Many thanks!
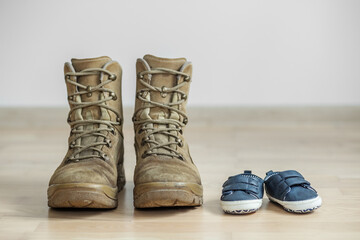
[
  {"left": 267, "top": 195, "right": 322, "bottom": 213},
  {"left": 221, "top": 199, "right": 262, "bottom": 214}
]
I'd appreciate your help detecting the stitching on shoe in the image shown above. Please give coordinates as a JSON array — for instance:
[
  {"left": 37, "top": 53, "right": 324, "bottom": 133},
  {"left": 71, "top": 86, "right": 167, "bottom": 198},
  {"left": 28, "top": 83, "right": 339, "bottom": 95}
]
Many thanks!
[
  {"left": 283, "top": 187, "right": 291, "bottom": 201},
  {"left": 264, "top": 172, "right": 279, "bottom": 181},
  {"left": 236, "top": 174, "right": 263, "bottom": 182}
]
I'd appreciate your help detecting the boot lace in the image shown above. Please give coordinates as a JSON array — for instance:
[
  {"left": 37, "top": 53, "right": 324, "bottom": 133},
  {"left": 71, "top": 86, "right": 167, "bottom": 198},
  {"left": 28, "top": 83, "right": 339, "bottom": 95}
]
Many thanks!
[
  {"left": 133, "top": 67, "right": 190, "bottom": 160},
  {"left": 65, "top": 68, "right": 121, "bottom": 162}
]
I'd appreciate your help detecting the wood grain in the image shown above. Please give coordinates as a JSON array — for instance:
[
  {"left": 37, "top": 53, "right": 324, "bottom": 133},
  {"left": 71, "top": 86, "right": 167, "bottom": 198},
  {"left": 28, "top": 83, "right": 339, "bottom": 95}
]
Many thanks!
[{"left": 0, "top": 107, "right": 359, "bottom": 240}]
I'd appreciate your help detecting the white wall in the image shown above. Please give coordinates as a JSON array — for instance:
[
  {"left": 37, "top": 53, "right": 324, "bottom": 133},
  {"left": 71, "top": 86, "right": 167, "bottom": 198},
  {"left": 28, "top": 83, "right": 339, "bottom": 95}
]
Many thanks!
[{"left": 0, "top": 0, "right": 359, "bottom": 107}]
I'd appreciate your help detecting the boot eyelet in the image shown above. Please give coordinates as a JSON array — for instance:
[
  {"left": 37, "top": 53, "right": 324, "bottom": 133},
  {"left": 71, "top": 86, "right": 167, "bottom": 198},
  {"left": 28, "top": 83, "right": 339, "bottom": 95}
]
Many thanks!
[
  {"left": 68, "top": 96, "right": 73, "bottom": 101},
  {"left": 105, "top": 139, "right": 112, "bottom": 148},
  {"left": 182, "top": 94, "right": 187, "bottom": 100},
  {"left": 65, "top": 75, "right": 74, "bottom": 81},
  {"left": 86, "top": 86, "right": 92, "bottom": 97},
  {"left": 183, "top": 118, "right": 188, "bottom": 124},
  {"left": 137, "top": 91, "right": 148, "bottom": 98},
  {"left": 101, "top": 153, "right": 109, "bottom": 161},
  {"left": 116, "top": 117, "right": 121, "bottom": 124},
  {"left": 141, "top": 137, "right": 150, "bottom": 146},
  {"left": 177, "top": 127, "right": 183, "bottom": 135},
  {"left": 176, "top": 138, "right": 183, "bottom": 147},
  {"left": 110, "top": 127, "right": 116, "bottom": 135},
  {"left": 110, "top": 92, "right": 117, "bottom": 100},
  {"left": 138, "top": 126, "right": 145, "bottom": 134},
  {"left": 109, "top": 74, "right": 117, "bottom": 81},
  {"left": 161, "top": 86, "right": 168, "bottom": 98},
  {"left": 184, "top": 76, "right": 191, "bottom": 81},
  {"left": 138, "top": 73, "right": 144, "bottom": 79}
]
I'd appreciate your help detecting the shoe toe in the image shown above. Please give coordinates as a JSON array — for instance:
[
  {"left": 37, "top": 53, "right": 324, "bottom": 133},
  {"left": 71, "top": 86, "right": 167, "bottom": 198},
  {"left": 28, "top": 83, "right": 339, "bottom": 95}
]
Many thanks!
[
  {"left": 284, "top": 186, "right": 318, "bottom": 201},
  {"left": 221, "top": 190, "right": 257, "bottom": 201}
]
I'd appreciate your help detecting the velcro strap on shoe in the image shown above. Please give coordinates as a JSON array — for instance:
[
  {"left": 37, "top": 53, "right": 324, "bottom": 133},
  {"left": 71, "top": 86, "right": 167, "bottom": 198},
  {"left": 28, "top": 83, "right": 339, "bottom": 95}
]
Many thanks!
[
  {"left": 222, "top": 183, "right": 259, "bottom": 195},
  {"left": 279, "top": 170, "right": 303, "bottom": 179},
  {"left": 265, "top": 170, "right": 312, "bottom": 200},
  {"left": 267, "top": 175, "right": 290, "bottom": 200},
  {"left": 223, "top": 175, "right": 260, "bottom": 187},
  {"left": 285, "top": 177, "right": 310, "bottom": 187}
]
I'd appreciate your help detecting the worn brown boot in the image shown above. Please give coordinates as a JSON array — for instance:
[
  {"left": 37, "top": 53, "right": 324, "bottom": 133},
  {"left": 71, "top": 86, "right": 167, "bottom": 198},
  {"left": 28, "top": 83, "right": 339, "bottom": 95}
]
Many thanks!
[
  {"left": 47, "top": 56, "right": 125, "bottom": 208},
  {"left": 132, "top": 55, "right": 203, "bottom": 208}
]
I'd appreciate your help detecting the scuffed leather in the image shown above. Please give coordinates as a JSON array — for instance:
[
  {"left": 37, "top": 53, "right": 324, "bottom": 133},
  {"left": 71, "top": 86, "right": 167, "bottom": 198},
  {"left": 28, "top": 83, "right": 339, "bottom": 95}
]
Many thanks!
[
  {"left": 134, "top": 155, "right": 201, "bottom": 185},
  {"left": 49, "top": 56, "right": 124, "bottom": 189},
  {"left": 133, "top": 55, "right": 202, "bottom": 186}
]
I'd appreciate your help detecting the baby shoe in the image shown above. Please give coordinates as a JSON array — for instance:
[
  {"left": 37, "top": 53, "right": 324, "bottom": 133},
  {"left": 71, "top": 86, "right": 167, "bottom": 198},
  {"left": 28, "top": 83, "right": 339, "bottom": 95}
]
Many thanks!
[
  {"left": 264, "top": 170, "right": 322, "bottom": 213},
  {"left": 221, "top": 170, "right": 264, "bottom": 214}
]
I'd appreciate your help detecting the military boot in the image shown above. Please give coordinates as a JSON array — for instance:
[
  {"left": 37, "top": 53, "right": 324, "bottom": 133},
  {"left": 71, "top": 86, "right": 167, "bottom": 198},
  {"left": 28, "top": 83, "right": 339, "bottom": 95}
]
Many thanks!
[
  {"left": 132, "top": 54, "right": 203, "bottom": 208},
  {"left": 47, "top": 56, "right": 125, "bottom": 208}
]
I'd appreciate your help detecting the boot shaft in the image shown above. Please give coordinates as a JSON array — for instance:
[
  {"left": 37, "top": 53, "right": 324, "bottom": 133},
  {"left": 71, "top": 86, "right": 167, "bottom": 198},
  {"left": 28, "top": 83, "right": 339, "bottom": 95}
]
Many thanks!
[
  {"left": 133, "top": 54, "right": 193, "bottom": 160},
  {"left": 65, "top": 56, "right": 123, "bottom": 129},
  {"left": 64, "top": 56, "right": 123, "bottom": 161},
  {"left": 133, "top": 54, "right": 192, "bottom": 125}
]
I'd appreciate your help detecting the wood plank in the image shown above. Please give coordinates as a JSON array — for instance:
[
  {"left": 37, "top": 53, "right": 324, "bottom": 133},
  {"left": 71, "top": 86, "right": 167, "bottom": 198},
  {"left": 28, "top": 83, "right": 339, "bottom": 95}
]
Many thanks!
[{"left": 0, "top": 107, "right": 359, "bottom": 240}]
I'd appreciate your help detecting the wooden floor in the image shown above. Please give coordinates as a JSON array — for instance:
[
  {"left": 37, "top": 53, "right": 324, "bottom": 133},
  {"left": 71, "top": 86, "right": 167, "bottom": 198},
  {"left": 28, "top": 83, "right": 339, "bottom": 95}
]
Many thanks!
[{"left": 0, "top": 107, "right": 359, "bottom": 240}]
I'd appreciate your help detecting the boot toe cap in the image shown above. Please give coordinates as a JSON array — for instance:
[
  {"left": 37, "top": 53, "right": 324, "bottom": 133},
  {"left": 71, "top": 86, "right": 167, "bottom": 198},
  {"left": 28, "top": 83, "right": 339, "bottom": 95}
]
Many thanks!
[
  {"left": 134, "top": 156, "right": 202, "bottom": 185},
  {"left": 49, "top": 159, "right": 116, "bottom": 187}
]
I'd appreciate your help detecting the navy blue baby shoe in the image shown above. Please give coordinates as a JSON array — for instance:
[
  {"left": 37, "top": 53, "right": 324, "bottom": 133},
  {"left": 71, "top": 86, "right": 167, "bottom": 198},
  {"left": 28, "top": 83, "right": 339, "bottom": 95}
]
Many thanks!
[
  {"left": 221, "top": 170, "right": 264, "bottom": 214},
  {"left": 264, "top": 170, "right": 322, "bottom": 213}
]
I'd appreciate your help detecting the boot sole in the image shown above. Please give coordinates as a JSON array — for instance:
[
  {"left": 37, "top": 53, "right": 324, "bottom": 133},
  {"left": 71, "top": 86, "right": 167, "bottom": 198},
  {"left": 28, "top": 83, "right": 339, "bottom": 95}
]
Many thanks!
[
  {"left": 133, "top": 182, "right": 203, "bottom": 208},
  {"left": 47, "top": 183, "right": 122, "bottom": 209}
]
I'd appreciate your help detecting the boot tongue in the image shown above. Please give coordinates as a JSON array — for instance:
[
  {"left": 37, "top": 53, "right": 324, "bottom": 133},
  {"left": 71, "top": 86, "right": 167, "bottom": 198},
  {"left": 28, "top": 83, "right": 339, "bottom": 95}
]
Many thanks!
[
  {"left": 71, "top": 56, "right": 111, "bottom": 71},
  {"left": 143, "top": 54, "right": 186, "bottom": 70},
  {"left": 71, "top": 56, "right": 112, "bottom": 109}
]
